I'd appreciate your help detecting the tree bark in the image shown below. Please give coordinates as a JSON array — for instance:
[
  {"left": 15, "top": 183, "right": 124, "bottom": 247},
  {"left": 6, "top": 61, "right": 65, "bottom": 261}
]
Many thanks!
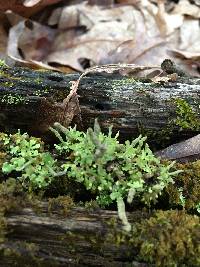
[
  {"left": 0, "top": 203, "right": 150, "bottom": 267},
  {"left": 0, "top": 64, "right": 200, "bottom": 142}
]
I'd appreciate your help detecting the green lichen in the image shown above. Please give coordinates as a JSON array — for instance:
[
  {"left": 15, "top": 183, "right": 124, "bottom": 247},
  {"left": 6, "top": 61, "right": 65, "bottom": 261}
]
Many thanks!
[
  {"left": 2, "top": 81, "right": 14, "bottom": 87},
  {"left": 0, "top": 241, "right": 46, "bottom": 266},
  {"left": 50, "top": 120, "right": 180, "bottom": 230},
  {"left": 0, "top": 132, "right": 57, "bottom": 189},
  {"left": 139, "top": 98, "right": 200, "bottom": 148},
  {"left": 1, "top": 94, "right": 25, "bottom": 105},
  {"left": 34, "top": 77, "right": 42, "bottom": 84}
]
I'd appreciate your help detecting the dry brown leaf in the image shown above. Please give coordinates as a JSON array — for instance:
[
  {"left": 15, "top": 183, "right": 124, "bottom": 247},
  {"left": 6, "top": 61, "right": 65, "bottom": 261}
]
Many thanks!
[
  {"left": 6, "top": 55, "right": 62, "bottom": 71},
  {"left": 0, "top": 0, "right": 62, "bottom": 17},
  {"left": 156, "top": 134, "right": 200, "bottom": 162},
  {"left": 172, "top": 0, "right": 200, "bottom": 19},
  {"left": 48, "top": 7, "right": 62, "bottom": 26},
  {"left": 154, "top": 0, "right": 183, "bottom": 36},
  {"left": 99, "top": 6, "right": 166, "bottom": 66},
  {"left": 47, "top": 4, "right": 136, "bottom": 70},
  {"left": 7, "top": 21, "right": 25, "bottom": 59},
  {"left": 7, "top": 20, "right": 56, "bottom": 61},
  {"left": 23, "top": 0, "right": 41, "bottom": 6},
  {"left": 169, "top": 49, "right": 200, "bottom": 61},
  {"left": 2, "top": 0, "right": 199, "bottom": 75},
  {"left": 179, "top": 19, "right": 200, "bottom": 53},
  {"left": 0, "top": 0, "right": 45, "bottom": 17}
]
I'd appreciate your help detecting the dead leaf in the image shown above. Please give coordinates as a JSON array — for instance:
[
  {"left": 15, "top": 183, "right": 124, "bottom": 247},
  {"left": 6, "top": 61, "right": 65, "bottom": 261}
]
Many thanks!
[
  {"left": 169, "top": 49, "right": 200, "bottom": 61},
  {"left": 172, "top": 0, "right": 200, "bottom": 19},
  {"left": 156, "top": 134, "right": 200, "bottom": 162},
  {"left": 47, "top": 4, "right": 136, "bottom": 70},
  {"left": 24, "top": 0, "right": 62, "bottom": 7},
  {"left": 7, "top": 20, "right": 56, "bottom": 61},
  {"left": 154, "top": 0, "right": 183, "bottom": 36},
  {"left": 6, "top": 55, "right": 62, "bottom": 71}
]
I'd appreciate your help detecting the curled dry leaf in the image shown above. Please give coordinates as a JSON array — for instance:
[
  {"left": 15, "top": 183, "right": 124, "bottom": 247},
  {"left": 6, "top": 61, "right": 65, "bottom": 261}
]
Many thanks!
[
  {"left": 23, "top": 0, "right": 41, "bottom": 6},
  {"left": 169, "top": 49, "right": 200, "bottom": 62},
  {"left": 7, "top": 55, "right": 62, "bottom": 72}
]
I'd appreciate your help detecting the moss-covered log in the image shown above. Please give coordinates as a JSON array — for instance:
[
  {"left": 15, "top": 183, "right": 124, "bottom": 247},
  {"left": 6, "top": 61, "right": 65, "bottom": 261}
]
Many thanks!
[
  {"left": 0, "top": 203, "right": 150, "bottom": 267},
  {"left": 0, "top": 63, "right": 200, "bottom": 142},
  {"left": 1, "top": 202, "right": 200, "bottom": 267}
]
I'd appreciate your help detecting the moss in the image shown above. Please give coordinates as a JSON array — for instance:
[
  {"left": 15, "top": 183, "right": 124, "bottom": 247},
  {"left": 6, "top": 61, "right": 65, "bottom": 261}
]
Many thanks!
[
  {"left": 2, "top": 81, "right": 14, "bottom": 87},
  {"left": 0, "top": 241, "right": 43, "bottom": 266},
  {"left": 48, "top": 195, "right": 74, "bottom": 215},
  {"left": 110, "top": 210, "right": 200, "bottom": 266},
  {"left": 0, "top": 178, "right": 29, "bottom": 246},
  {"left": 173, "top": 98, "right": 200, "bottom": 131},
  {"left": 166, "top": 160, "right": 200, "bottom": 211},
  {"left": 139, "top": 98, "right": 200, "bottom": 149},
  {"left": 0, "top": 60, "right": 6, "bottom": 67}
]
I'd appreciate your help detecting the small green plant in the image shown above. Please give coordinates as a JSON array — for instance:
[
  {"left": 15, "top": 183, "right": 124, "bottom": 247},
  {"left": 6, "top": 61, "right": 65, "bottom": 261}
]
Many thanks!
[
  {"left": 173, "top": 98, "right": 200, "bottom": 131},
  {"left": 50, "top": 120, "right": 180, "bottom": 230},
  {"left": 1, "top": 132, "right": 57, "bottom": 189}
]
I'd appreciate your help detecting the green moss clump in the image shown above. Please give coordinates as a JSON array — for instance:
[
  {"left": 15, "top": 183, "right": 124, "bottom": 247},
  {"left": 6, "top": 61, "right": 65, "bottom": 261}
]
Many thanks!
[
  {"left": 0, "top": 178, "right": 28, "bottom": 244},
  {"left": 166, "top": 160, "right": 200, "bottom": 211},
  {"left": 173, "top": 98, "right": 200, "bottom": 131},
  {"left": 48, "top": 195, "right": 74, "bottom": 215},
  {"left": 112, "top": 210, "right": 200, "bottom": 266}
]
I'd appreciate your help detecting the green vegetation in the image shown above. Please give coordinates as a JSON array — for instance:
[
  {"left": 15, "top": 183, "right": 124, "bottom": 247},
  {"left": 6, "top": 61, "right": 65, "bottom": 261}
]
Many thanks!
[
  {"left": 110, "top": 210, "right": 200, "bottom": 266},
  {"left": 173, "top": 98, "right": 200, "bottom": 131},
  {"left": 50, "top": 121, "right": 180, "bottom": 230},
  {"left": 1, "top": 120, "right": 200, "bottom": 265},
  {"left": 0, "top": 121, "right": 180, "bottom": 230},
  {"left": 0, "top": 131, "right": 57, "bottom": 189},
  {"left": 1, "top": 93, "right": 25, "bottom": 105},
  {"left": 0, "top": 178, "right": 29, "bottom": 244},
  {"left": 0, "top": 60, "right": 6, "bottom": 67},
  {"left": 166, "top": 161, "right": 200, "bottom": 212}
]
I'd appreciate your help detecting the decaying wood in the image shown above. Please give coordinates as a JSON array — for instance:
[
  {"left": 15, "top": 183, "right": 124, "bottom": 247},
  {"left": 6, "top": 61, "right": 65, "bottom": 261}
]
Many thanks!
[
  {"left": 0, "top": 64, "right": 200, "bottom": 142},
  {"left": 0, "top": 203, "right": 150, "bottom": 267}
]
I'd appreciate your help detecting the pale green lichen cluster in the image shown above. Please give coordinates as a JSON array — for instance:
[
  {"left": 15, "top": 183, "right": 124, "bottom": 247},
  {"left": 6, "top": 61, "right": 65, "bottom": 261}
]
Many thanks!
[
  {"left": 0, "top": 121, "right": 180, "bottom": 230},
  {"left": 51, "top": 120, "right": 180, "bottom": 230},
  {"left": 1, "top": 94, "right": 25, "bottom": 105},
  {"left": 0, "top": 132, "right": 57, "bottom": 189}
]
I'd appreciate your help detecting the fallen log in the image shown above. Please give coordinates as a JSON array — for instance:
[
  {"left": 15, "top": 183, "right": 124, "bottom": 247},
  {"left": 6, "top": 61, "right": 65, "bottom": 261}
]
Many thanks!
[
  {"left": 0, "top": 64, "right": 200, "bottom": 143},
  {"left": 0, "top": 203, "right": 150, "bottom": 267}
]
